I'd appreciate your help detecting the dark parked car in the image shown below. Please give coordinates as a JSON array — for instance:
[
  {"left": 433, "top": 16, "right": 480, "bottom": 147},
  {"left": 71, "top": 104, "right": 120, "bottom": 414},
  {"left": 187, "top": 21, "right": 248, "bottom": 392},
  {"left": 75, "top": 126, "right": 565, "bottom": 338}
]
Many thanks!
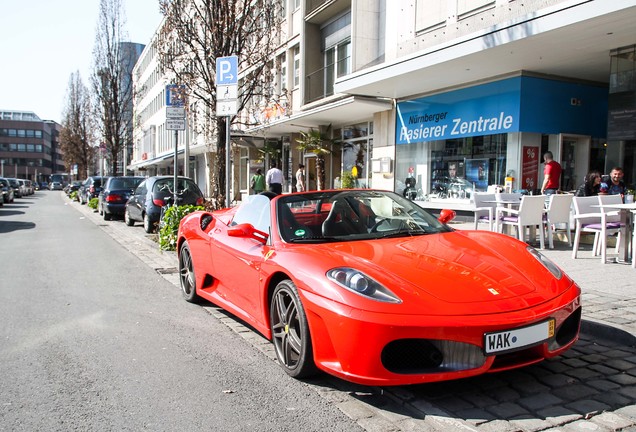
[
  {"left": 99, "top": 176, "right": 145, "bottom": 220},
  {"left": 125, "top": 176, "right": 205, "bottom": 233},
  {"left": 0, "top": 177, "right": 14, "bottom": 204},
  {"left": 78, "top": 176, "right": 104, "bottom": 204}
]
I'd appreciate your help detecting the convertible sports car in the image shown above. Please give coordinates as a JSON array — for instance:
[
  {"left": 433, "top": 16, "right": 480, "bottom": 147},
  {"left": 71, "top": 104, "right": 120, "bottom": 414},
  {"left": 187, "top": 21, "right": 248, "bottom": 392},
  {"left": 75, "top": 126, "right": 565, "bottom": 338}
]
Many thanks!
[{"left": 177, "top": 189, "right": 581, "bottom": 386}]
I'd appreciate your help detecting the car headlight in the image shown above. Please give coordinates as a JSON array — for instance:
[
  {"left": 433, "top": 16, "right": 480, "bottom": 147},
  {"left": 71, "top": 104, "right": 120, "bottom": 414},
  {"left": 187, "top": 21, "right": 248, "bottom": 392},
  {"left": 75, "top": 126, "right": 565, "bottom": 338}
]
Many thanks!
[
  {"left": 527, "top": 246, "right": 562, "bottom": 279},
  {"left": 326, "top": 268, "right": 402, "bottom": 303}
]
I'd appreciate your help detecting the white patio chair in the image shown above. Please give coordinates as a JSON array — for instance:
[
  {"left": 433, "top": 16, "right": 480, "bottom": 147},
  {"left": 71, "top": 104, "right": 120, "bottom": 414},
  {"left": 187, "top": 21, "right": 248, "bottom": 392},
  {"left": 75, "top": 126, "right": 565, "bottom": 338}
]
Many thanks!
[
  {"left": 472, "top": 192, "right": 496, "bottom": 230},
  {"left": 571, "top": 196, "right": 622, "bottom": 262},
  {"left": 544, "top": 194, "right": 573, "bottom": 249},
  {"left": 497, "top": 195, "right": 546, "bottom": 249},
  {"left": 597, "top": 194, "right": 624, "bottom": 259}
]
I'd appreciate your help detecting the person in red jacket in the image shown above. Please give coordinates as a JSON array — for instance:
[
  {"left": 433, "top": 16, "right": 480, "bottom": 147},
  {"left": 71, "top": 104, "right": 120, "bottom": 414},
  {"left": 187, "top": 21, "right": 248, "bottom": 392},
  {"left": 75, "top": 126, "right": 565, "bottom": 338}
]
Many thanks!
[{"left": 540, "top": 151, "right": 562, "bottom": 195}]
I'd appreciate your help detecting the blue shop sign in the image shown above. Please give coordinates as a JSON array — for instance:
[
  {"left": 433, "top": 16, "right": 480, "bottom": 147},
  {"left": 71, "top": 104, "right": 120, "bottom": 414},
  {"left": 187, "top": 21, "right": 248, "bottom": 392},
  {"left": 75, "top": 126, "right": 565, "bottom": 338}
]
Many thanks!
[{"left": 396, "top": 76, "right": 607, "bottom": 144}]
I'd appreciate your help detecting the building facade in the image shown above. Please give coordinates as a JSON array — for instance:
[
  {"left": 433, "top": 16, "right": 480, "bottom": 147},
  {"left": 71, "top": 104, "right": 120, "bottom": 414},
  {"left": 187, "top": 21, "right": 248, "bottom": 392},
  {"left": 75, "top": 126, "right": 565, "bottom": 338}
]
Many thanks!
[
  {"left": 0, "top": 110, "right": 63, "bottom": 184},
  {"left": 130, "top": 0, "right": 636, "bottom": 207}
]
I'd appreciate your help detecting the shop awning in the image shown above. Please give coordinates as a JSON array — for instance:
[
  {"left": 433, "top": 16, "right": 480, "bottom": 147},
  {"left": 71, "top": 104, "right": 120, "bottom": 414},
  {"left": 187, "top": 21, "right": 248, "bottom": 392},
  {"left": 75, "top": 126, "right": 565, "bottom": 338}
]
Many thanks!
[{"left": 245, "top": 95, "right": 393, "bottom": 137}]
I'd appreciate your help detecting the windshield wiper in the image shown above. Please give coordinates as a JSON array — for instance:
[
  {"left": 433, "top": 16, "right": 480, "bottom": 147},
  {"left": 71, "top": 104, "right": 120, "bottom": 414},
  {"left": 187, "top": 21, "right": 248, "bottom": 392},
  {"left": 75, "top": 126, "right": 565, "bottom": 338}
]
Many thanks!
[
  {"left": 378, "top": 229, "right": 429, "bottom": 239},
  {"left": 287, "top": 236, "right": 342, "bottom": 243}
]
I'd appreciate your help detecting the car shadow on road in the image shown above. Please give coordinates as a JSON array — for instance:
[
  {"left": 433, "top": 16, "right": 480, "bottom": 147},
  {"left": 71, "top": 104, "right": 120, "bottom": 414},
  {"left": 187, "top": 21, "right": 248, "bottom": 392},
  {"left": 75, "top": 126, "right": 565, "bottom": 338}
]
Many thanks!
[{"left": 0, "top": 220, "right": 35, "bottom": 233}]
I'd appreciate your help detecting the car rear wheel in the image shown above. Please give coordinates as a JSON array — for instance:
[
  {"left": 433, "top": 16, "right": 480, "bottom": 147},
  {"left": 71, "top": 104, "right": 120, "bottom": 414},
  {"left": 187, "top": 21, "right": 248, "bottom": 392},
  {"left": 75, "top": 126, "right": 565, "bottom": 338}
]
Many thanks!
[
  {"left": 124, "top": 208, "right": 135, "bottom": 226},
  {"left": 270, "top": 280, "right": 317, "bottom": 379},
  {"left": 103, "top": 208, "right": 112, "bottom": 221},
  {"left": 144, "top": 213, "right": 154, "bottom": 233},
  {"left": 178, "top": 242, "right": 200, "bottom": 303}
]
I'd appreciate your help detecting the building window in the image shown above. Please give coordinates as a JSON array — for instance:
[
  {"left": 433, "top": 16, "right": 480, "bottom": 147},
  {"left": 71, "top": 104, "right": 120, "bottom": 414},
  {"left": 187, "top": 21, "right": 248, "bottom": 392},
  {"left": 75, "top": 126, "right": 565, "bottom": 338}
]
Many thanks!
[
  {"left": 278, "top": 52, "right": 287, "bottom": 94},
  {"left": 324, "top": 40, "right": 351, "bottom": 97},
  {"left": 293, "top": 46, "right": 300, "bottom": 88}
]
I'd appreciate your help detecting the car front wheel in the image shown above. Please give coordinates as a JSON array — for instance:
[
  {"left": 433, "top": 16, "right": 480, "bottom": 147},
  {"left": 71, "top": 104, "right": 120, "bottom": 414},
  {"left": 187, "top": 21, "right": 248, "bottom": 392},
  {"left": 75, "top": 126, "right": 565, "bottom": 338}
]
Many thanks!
[
  {"left": 178, "top": 242, "right": 200, "bottom": 303},
  {"left": 270, "top": 280, "right": 317, "bottom": 379}
]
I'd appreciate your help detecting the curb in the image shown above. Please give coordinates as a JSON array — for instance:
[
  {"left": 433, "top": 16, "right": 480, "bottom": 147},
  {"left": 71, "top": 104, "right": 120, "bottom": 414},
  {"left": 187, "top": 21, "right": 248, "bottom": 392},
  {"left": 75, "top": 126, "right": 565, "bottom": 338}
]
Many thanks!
[{"left": 581, "top": 318, "right": 636, "bottom": 347}]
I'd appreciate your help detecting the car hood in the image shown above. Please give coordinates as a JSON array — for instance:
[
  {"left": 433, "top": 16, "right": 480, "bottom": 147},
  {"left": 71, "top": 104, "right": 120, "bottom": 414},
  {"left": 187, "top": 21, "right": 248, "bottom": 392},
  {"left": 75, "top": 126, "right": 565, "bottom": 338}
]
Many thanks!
[{"left": 290, "top": 230, "right": 573, "bottom": 315}]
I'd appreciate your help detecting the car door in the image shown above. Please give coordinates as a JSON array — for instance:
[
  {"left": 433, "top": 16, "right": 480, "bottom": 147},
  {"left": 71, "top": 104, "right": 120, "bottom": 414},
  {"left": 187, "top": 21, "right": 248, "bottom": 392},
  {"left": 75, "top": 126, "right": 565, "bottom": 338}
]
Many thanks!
[{"left": 209, "top": 196, "right": 270, "bottom": 324}]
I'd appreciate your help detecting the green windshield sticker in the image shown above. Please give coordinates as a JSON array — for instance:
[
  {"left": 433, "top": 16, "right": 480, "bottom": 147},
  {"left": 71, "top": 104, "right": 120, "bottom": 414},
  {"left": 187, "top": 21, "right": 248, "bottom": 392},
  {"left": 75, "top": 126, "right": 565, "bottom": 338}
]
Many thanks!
[{"left": 294, "top": 229, "right": 306, "bottom": 236}]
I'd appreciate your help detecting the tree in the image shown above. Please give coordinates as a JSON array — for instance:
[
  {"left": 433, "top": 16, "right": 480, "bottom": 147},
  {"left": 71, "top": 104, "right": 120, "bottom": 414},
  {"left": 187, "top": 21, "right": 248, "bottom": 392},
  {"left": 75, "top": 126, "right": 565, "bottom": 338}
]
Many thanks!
[
  {"left": 91, "top": 0, "right": 135, "bottom": 176},
  {"left": 59, "top": 71, "right": 95, "bottom": 179},
  {"left": 296, "top": 126, "right": 337, "bottom": 191},
  {"left": 156, "top": 0, "right": 284, "bottom": 208}
]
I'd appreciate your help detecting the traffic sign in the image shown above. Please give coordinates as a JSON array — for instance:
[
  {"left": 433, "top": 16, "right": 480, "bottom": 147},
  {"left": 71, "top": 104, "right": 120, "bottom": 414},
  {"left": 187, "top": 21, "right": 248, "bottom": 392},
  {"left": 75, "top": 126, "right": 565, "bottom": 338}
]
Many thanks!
[
  {"left": 166, "top": 84, "right": 187, "bottom": 107},
  {"left": 166, "top": 106, "right": 186, "bottom": 119},
  {"left": 218, "top": 85, "right": 238, "bottom": 100},
  {"left": 216, "top": 100, "right": 237, "bottom": 116},
  {"left": 166, "top": 118, "right": 186, "bottom": 130},
  {"left": 216, "top": 56, "right": 238, "bottom": 85}
]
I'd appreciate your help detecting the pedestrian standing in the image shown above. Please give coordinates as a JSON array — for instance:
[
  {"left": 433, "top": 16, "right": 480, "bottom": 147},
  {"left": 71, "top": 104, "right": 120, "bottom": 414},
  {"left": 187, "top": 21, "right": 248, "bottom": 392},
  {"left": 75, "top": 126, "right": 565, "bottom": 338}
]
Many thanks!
[
  {"left": 266, "top": 162, "right": 284, "bottom": 195},
  {"left": 250, "top": 168, "right": 266, "bottom": 194},
  {"left": 295, "top": 164, "right": 305, "bottom": 192},
  {"left": 541, "top": 151, "right": 562, "bottom": 195}
]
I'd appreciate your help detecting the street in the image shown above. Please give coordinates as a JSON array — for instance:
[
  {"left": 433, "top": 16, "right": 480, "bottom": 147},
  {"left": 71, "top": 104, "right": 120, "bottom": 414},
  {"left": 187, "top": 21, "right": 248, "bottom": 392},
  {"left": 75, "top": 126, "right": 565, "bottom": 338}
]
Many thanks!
[
  {"left": 0, "top": 191, "right": 363, "bottom": 432},
  {"left": 2, "top": 191, "right": 636, "bottom": 432}
]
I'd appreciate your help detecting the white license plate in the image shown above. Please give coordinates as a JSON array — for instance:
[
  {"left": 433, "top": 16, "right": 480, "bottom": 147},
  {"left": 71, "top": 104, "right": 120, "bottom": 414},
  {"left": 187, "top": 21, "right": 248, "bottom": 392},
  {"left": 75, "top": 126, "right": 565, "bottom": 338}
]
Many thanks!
[{"left": 484, "top": 319, "right": 555, "bottom": 355}]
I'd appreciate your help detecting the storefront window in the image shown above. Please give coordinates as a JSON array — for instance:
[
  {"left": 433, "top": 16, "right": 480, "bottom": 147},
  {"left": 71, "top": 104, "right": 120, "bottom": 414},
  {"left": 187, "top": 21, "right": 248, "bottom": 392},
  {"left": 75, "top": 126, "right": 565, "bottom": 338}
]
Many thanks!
[
  {"left": 340, "top": 122, "right": 373, "bottom": 188},
  {"left": 396, "top": 133, "right": 507, "bottom": 200}
]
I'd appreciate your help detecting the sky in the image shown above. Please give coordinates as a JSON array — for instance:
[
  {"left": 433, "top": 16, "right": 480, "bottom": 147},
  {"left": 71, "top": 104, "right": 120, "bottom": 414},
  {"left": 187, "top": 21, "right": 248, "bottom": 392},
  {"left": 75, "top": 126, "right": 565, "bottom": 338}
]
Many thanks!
[{"left": 0, "top": 0, "right": 163, "bottom": 124}]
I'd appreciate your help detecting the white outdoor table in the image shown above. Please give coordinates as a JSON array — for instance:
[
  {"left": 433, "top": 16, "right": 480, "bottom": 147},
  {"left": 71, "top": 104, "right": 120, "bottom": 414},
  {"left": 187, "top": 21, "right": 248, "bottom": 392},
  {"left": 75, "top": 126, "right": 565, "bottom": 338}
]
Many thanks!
[{"left": 594, "top": 203, "right": 636, "bottom": 263}]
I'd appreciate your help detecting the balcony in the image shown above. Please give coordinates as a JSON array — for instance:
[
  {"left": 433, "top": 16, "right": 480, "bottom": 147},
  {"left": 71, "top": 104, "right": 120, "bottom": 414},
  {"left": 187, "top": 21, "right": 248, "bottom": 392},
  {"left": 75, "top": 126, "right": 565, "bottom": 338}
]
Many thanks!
[{"left": 305, "top": 56, "right": 350, "bottom": 104}]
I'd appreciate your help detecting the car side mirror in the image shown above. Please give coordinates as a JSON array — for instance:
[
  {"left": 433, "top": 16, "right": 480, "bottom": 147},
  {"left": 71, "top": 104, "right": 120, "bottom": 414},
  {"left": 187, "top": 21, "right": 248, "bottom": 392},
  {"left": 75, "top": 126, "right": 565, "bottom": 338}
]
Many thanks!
[
  {"left": 438, "top": 209, "right": 456, "bottom": 224},
  {"left": 228, "top": 223, "right": 269, "bottom": 244}
]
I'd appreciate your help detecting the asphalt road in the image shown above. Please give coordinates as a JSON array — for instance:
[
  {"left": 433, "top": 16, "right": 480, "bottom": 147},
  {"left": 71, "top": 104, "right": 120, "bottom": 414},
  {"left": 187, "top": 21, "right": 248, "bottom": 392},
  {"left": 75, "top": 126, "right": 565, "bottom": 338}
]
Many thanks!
[{"left": 0, "top": 191, "right": 364, "bottom": 432}]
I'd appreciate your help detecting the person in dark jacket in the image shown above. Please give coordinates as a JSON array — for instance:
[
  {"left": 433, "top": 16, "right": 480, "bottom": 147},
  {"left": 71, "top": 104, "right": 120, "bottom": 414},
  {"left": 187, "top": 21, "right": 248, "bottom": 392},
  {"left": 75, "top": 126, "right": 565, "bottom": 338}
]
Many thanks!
[{"left": 575, "top": 170, "right": 601, "bottom": 197}]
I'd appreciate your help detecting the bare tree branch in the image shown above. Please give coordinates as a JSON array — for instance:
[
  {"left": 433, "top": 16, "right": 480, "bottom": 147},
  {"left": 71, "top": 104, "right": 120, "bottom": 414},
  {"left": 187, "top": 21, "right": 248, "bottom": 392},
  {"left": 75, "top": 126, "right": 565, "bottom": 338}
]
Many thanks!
[
  {"left": 60, "top": 71, "right": 96, "bottom": 179},
  {"left": 156, "top": 0, "right": 284, "bottom": 208}
]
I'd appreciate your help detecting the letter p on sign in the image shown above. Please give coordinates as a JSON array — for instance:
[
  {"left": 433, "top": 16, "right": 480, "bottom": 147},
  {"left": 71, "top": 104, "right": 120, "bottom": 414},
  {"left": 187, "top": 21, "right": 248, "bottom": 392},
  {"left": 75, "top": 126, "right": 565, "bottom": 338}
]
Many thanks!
[{"left": 216, "top": 56, "right": 238, "bottom": 85}]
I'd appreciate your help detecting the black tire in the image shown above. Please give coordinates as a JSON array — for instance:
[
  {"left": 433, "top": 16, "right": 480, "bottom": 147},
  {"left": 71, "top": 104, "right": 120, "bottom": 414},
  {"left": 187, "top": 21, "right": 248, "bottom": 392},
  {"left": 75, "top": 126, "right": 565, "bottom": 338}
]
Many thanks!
[
  {"left": 143, "top": 213, "right": 155, "bottom": 233},
  {"left": 270, "top": 280, "right": 317, "bottom": 379},
  {"left": 178, "top": 242, "right": 201, "bottom": 303},
  {"left": 124, "top": 208, "right": 135, "bottom": 226},
  {"left": 103, "top": 209, "right": 112, "bottom": 221}
]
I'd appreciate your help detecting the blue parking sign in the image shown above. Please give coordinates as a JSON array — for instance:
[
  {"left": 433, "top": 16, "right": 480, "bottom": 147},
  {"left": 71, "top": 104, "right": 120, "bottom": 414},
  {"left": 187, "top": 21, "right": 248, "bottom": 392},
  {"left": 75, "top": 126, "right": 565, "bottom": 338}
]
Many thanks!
[
  {"left": 216, "top": 56, "right": 238, "bottom": 85},
  {"left": 166, "top": 84, "right": 187, "bottom": 107}
]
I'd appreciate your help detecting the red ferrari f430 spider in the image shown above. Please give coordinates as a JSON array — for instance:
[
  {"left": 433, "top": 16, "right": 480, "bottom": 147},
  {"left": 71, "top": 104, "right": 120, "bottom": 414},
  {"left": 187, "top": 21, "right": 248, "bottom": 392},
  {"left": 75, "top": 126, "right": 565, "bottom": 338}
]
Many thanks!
[{"left": 177, "top": 189, "right": 581, "bottom": 386}]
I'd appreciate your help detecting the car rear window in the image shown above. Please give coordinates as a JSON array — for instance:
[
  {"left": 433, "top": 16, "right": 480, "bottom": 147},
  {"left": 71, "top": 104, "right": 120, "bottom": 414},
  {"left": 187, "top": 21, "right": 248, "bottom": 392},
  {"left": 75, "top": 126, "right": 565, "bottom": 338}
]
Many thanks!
[
  {"left": 153, "top": 178, "right": 202, "bottom": 198},
  {"left": 109, "top": 178, "right": 143, "bottom": 190}
]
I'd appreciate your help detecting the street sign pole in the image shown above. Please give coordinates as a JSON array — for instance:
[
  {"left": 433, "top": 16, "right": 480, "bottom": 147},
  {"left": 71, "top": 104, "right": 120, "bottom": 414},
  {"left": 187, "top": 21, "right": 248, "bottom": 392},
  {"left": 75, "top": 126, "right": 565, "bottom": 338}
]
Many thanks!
[
  {"left": 216, "top": 56, "right": 239, "bottom": 208},
  {"left": 166, "top": 85, "right": 187, "bottom": 206}
]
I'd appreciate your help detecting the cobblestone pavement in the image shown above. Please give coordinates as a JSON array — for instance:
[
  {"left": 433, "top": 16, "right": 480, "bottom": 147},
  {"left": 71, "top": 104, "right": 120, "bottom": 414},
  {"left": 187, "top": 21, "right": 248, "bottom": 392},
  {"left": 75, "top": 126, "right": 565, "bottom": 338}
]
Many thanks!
[{"left": 67, "top": 196, "right": 636, "bottom": 432}]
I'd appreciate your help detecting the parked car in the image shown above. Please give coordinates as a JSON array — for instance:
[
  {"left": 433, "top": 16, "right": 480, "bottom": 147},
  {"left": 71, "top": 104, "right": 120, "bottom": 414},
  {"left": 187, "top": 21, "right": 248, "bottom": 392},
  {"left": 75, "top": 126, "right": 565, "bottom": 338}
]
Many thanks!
[
  {"left": 0, "top": 178, "right": 14, "bottom": 203},
  {"left": 78, "top": 176, "right": 104, "bottom": 204},
  {"left": 176, "top": 189, "right": 582, "bottom": 385},
  {"left": 125, "top": 176, "right": 205, "bottom": 233},
  {"left": 6, "top": 178, "right": 22, "bottom": 198},
  {"left": 99, "top": 176, "right": 145, "bottom": 220},
  {"left": 40, "top": 181, "right": 49, "bottom": 190}
]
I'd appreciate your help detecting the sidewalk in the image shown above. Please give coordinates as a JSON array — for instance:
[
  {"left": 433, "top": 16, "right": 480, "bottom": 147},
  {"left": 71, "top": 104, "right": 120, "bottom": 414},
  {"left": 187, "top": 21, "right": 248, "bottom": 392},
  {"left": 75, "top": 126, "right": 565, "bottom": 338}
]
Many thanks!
[{"left": 70, "top": 197, "right": 636, "bottom": 347}]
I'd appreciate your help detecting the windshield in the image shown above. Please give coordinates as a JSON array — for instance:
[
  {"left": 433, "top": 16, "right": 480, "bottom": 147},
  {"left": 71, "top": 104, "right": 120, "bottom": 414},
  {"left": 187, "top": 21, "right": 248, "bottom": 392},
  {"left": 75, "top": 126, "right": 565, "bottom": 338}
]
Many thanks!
[{"left": 276, "top": 190, "right": 452, "bottom": 243}]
